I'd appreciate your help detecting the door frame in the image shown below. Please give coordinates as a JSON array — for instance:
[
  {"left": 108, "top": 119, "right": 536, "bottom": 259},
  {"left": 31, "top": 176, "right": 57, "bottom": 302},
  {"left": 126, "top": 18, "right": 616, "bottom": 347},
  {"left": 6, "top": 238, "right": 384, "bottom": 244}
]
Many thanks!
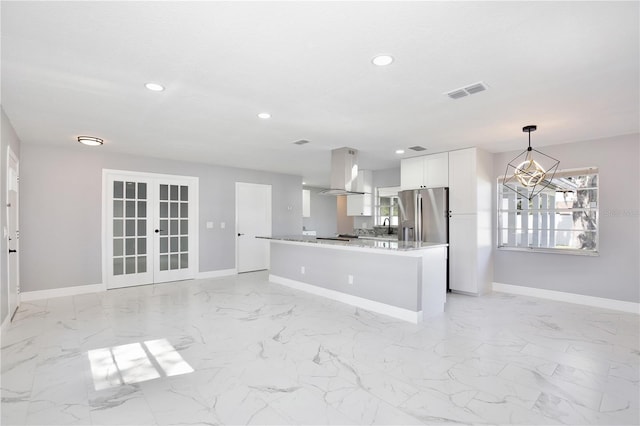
[
  {"left": 6, "top": 146, "right": 19, "bottom": 321},
  {"left": 101, "top": 169, "right": 199, "bottom": 288},
  {"left": 235, "top": 182, "right": 272, "bottom": 273}
]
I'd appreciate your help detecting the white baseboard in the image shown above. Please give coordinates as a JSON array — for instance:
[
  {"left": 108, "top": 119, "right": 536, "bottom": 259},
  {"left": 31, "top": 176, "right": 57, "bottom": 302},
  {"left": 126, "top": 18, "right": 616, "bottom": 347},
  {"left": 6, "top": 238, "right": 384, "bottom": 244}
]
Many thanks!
[
  {"left": 196, "top": 269, "right": 237, "bottom": 279},
  {"left": 270, "top": 274, "right": 423, "bottom": 324},
  {"left": 493, "top": 282, "right": 639, "bottom": 315},
  {"left": 20, "top": 283, "right": 106, "bottom": 302}
]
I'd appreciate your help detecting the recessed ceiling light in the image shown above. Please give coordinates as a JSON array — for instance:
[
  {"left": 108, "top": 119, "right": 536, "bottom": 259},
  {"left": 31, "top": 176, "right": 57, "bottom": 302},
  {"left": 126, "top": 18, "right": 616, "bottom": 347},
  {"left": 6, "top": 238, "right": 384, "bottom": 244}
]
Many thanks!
[
  {"left": 77, "top": 136, "right": 103, "bottom": 146},
  {"left": 145, "top": 82, "right": 165, "bottom": 92},
  {"left": 258, "top": 112, "right": 271, "bottom": 119},
  {"left": 302, "top": 181, "right": 306, "bottom": 185},
  {"left": 395, "top": 149, "right": 405, "bottom": 154},
  {"left": 372, "top": 55, "right": 394, "bottom": 66}
]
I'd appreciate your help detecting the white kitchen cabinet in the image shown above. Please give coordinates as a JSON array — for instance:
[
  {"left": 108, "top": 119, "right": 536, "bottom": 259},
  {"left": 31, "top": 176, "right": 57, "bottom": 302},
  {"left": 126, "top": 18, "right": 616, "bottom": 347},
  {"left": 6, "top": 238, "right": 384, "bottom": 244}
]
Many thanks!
[
  {"left": 347, "top": 170, "right": 372, "bottom": 216},
  {"left": 400, "top": 152, "right": 449, "bottom": 190},
  {"left": 447, "top": 147, "right": 493, "bottom": 295},
  {"left": 347, "top": 193, "right": 372, "bottom": 216},
  {"left": 302, "top": 189, "right": 311, "bottom": 217}
]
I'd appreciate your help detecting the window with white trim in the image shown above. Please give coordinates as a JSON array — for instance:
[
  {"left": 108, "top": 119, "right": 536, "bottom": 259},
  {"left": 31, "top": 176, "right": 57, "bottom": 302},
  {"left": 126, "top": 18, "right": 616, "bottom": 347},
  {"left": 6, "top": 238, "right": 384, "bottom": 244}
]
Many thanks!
[
  {"left": 497, "top": 168, "right": 599, "bottom": 254},
  {"left": 375, "top": 186, "right": 400, "bottom": 226}
]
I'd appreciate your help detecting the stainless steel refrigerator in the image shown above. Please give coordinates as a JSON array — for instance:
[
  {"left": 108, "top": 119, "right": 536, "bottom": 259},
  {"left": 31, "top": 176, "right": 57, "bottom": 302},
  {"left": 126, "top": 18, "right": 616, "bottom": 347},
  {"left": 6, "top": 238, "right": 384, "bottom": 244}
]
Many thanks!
[{"left": 397, "top": 187, "right": 449, "bottom": 244}]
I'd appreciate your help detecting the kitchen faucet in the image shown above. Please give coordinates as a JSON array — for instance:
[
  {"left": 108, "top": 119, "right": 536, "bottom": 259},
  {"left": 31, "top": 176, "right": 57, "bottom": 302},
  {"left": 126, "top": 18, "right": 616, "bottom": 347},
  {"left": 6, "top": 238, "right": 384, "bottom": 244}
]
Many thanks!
[{"left": 383, "top": 217, "right": 392, "bottom": 234}]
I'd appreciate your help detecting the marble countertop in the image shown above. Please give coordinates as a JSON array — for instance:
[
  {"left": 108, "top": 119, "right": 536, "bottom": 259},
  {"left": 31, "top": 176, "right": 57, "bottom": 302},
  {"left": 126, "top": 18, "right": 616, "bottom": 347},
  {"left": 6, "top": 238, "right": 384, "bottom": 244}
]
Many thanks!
[{"left": 258, "top": 235, "right": 448, "bottom": 252}]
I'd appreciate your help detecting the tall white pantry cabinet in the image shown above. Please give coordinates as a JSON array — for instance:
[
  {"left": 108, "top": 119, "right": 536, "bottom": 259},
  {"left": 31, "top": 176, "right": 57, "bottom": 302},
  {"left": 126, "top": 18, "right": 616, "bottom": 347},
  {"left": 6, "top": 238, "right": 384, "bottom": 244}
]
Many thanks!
[{"left": 447, "top": 148, "right": 493, "bottom": 295}]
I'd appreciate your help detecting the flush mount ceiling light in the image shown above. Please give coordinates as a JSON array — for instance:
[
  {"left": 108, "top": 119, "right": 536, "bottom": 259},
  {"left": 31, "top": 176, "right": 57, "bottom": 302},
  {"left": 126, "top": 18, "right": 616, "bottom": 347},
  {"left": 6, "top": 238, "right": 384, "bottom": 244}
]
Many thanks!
[
  {"left": 502, "top": 125, "right": 560, "bottom": 200},
  {"left": 395, "top": 149, "right": 405, "bottom": 154},
  {"left": 257, "top": 112, "right": 271, "bottom": 119},
  {"left": 77, "top": 136, "right": 103, "bottom": 146},
  {"left": 144, "top": 82, "right": 165, "bottom": 92},
  {"left": 372, "top": 55, "right": 394, "bottom": 66}
]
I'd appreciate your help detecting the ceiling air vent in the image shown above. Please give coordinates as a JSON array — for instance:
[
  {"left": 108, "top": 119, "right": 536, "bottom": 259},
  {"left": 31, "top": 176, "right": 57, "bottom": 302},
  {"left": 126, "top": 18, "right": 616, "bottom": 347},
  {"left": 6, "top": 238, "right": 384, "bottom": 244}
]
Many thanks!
[
  {"left": 446, "top": 81, "right": 488, "bottom": 100},
  {"left": 409, "top": 146, "right": 427, "bottom": 151},
  {"left": 293, "top": 139, "right": 310, "bottom": 145},
  {"left": 447, "top": 89, "right": 468, "bottom": 100}
]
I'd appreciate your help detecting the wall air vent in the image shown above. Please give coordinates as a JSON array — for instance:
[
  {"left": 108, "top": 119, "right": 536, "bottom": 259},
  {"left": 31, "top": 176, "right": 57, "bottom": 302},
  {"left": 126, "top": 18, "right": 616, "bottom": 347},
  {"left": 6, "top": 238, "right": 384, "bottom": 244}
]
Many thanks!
[
  {"left": 446, "top": 81, "right": 488, "bottom": 100},
  {"left": 409, "top": 146, "right": 427, "bottom": 151},
  {"left": 293, "top": 139, "right": 310, "bottom": 145}
]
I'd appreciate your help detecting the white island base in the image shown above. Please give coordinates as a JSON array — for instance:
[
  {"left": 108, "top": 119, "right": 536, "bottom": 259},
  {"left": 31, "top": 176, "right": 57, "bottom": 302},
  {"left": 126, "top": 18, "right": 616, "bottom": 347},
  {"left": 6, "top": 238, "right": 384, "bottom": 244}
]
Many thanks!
[{"left": 267, "top": 238, "right": 448, "bottom": 323}]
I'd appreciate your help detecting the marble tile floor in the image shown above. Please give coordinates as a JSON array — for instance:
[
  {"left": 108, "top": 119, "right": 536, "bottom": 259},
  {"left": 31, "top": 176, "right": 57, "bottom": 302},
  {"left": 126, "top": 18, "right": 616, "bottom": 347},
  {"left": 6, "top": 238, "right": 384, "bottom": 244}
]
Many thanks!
[{"left": 1, "top": 271, "right": 638, "bottom": 425}]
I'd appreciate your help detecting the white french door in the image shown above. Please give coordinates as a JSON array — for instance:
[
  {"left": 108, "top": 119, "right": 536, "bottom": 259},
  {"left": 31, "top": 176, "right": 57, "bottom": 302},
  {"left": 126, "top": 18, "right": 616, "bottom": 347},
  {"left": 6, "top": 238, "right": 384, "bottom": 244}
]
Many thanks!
[
  {"left": 104, "top": 170, "right": 198, "bottom": 289},
  {"left": 6, "top": 147, "right": 19, "bottom": 321}
]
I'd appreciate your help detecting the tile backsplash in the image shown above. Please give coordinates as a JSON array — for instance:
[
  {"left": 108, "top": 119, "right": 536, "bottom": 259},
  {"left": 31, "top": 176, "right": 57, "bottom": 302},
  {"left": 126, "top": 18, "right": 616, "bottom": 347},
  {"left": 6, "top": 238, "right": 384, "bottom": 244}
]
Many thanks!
[{"left": 354, "top": 226, "right": 398, "bottom": 237}]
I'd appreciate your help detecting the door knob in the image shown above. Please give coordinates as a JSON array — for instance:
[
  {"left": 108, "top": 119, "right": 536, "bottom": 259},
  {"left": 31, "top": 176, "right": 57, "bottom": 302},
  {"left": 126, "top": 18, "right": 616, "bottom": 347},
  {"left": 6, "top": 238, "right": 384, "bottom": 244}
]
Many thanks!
[
  {"left": 237, "top": 233, "right": 244, "bottom": 236},
  {"left": 9, "top": 249, "right": 17, "bottom": 253},
  {"left": 154, "top": 229, "right": 165, "bottom": 233}
]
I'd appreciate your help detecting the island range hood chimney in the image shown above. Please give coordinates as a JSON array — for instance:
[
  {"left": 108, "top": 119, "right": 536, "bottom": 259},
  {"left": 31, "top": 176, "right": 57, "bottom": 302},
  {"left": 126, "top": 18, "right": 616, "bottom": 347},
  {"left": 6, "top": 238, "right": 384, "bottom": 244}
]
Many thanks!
[{"left": 319, "top": 147, "right": 365, "bottom": 196}]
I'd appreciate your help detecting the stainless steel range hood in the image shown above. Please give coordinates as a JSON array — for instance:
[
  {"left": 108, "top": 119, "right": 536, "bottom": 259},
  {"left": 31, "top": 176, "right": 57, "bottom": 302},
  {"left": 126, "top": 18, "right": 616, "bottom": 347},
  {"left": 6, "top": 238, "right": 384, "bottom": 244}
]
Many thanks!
[{"left": 319, "top": 147, "right": 365, "bottom": 196}]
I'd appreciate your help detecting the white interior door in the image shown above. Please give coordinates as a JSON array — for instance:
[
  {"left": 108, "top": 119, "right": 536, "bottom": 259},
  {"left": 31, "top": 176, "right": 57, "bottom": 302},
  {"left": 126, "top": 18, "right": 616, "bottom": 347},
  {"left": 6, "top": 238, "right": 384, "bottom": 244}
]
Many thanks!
[
  {"left": 104, "top": 170, "right": 198, "bottom": 289},
  {"left": 236, "top": 182, "right": 271, "bottom": 273},
  {"left": 6, "top": 147, "right": 19, "bottom": 320}
]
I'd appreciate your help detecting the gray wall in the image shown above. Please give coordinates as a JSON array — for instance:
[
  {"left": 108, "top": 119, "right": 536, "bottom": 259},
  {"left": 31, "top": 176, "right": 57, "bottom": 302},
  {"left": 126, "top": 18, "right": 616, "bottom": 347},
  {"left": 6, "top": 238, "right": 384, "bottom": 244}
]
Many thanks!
[
  {"left": 302, "top": 187, "right": 338, "bottom": 236},
  {"left": 493, "top": 133, "right": 640, "bottom": 303},
  {"left": 20, "top": 143, "right": 303, "bottom": 292},
  {"left": 1, "top": 108, "right": 21, "bottom": 325}
]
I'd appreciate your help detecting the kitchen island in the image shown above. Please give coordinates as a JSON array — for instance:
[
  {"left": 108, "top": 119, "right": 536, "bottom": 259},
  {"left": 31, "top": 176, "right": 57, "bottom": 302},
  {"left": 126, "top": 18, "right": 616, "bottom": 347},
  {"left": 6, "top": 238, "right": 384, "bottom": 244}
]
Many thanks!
[{"left": 259, "top": 236, "right": 448, "bottom": 323}]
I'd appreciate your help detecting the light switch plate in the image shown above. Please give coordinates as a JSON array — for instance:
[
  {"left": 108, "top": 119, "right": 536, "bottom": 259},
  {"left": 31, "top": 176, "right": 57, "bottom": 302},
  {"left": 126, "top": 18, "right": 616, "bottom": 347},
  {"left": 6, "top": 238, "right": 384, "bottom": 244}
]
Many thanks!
[
  {"left": 220, "top": 222, "right": 226, "bottom": 229},
  {"left": 206, "top": 221, "right": 214, "bottom": 229}
]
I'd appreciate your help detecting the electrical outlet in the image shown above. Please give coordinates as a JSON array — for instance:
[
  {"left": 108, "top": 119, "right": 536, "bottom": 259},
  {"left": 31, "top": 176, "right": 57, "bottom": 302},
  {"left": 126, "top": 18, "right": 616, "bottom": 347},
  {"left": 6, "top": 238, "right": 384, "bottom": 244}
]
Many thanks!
[
  {"left": 348, "top": 274, "right": 354, "bottom": 285},
  {"left": 301, "top": 266, "right": 305, "bottom": 274},
  {"left": 220, "top": 222, "right": 226, "bottom": 229}
]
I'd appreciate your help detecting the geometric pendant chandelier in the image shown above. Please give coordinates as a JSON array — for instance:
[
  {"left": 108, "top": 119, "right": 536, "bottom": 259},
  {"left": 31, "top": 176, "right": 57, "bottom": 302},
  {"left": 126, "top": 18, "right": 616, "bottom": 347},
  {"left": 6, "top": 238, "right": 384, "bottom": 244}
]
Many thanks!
[{"left": 502, "top": 125, "right": 560, "bottom": 200}]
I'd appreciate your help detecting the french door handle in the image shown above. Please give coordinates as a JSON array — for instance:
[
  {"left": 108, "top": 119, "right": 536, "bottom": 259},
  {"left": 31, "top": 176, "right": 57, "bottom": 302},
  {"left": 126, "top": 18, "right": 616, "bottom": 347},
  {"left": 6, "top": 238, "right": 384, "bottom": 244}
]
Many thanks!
[
  {"left": 9, "top": 249, "right": 17, "bottom": 253},
  {"left": 237, "top": 233, "right": 244, "bottom": 237},
  {"left": 154, "top": 229, "right": 165, "bottom": 234}
]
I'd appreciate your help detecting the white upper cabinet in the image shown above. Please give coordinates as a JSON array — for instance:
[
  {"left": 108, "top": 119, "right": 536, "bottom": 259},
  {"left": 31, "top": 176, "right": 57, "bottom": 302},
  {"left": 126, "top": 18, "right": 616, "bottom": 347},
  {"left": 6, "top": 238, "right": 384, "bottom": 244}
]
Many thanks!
[
  {"left": 347, "top": 170, "right": 372, "bottom": 216},
  {"left": 400, "top": 152, "right": 449, "bottom": 190}
]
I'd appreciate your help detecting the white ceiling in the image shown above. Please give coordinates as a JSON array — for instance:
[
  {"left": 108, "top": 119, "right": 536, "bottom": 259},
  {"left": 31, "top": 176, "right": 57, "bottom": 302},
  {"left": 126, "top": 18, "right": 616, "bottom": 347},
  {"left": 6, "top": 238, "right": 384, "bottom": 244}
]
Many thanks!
[{"left": 2, "top": 1, "right": 638, "bottom": 187}]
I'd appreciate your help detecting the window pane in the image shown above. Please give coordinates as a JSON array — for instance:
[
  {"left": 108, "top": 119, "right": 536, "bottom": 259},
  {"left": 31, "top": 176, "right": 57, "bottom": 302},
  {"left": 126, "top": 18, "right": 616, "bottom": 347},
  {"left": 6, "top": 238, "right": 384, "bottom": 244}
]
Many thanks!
[
  {"left": 170, "top": 237, "right": 178, "bottom": 253},
  {"left": 170, "top": 185, "right": 179, "bottom": 200},
  {"left": 180, "top": 186, "right": 188, "bottom": 201},
  {"left": 138, "top": 220, "right": 147, "bottom": 236},
  {"left": 160, "top": 184, "right": 168, "bottom": 200},
  {"left": 113, "top": 258, "right": 124, "bottom": 276},
  {"left": 170, "top": 202, "right": 178, "bottom": 218},
  {"left": 170, "top": 220, "right": 178, "bottom": 235},
  {"left": 137, "top": 183, "right": 147, "bottom": 199},
  {"left": 160, "top": 237, "right": 168, "bottom": 254},
  {"left": 113, "top": 181, "right": 124, "bottom": 198},
  {"left": 160, "top": 202, "right": 168, "bottom": 218},
  {"left": 180, "top": 236, "right": 188, "bottom": 252},
  {"left": 160, "top": 220, "right": 168, "bottom": 236},
  {"left": 125, "top": 220, "right": 136, "bottom": 236},
  {"left": 126, "top": 182, "right": 136, "bottom": 199},
  {"left": 113, "top": 239, "right": 123, "bottom": 256},
  {"left": 180, "top": 220, "right": 188, "bottom": 235},
  {"left": 180, "top": 203, "right": 188, "bottom": 218},
  {"left": 138, "top": 201, "right": 147, "bottom": 218},
  {"left": 138, "top": 256, "right": 147, "bottom": 273},
  {"left": 125, "top": 238, "right": 135, "bottom": 255},
  {"left": 113, "top": 220, "right": 123, "bottom": 237},
  {"left": 180, "top": 253, "right": 188, "bottom": 269},
  {"left": 125, "top": 257, "right": 136, "bottom": 274},
  {"left": 126, "top": 201, "right": 135, "bottom": 218},
  {"left": 160, "top": 255, "right": 168, "bottom": 271},
  {"left": 138, "top": 238, "right": 147, "bottom": 255},
  {"left": 113, "top": 200, "right": 123, "bottom": 218},
  {"left": 170, "top": 254, "right": 179, "bottom": 270}
]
